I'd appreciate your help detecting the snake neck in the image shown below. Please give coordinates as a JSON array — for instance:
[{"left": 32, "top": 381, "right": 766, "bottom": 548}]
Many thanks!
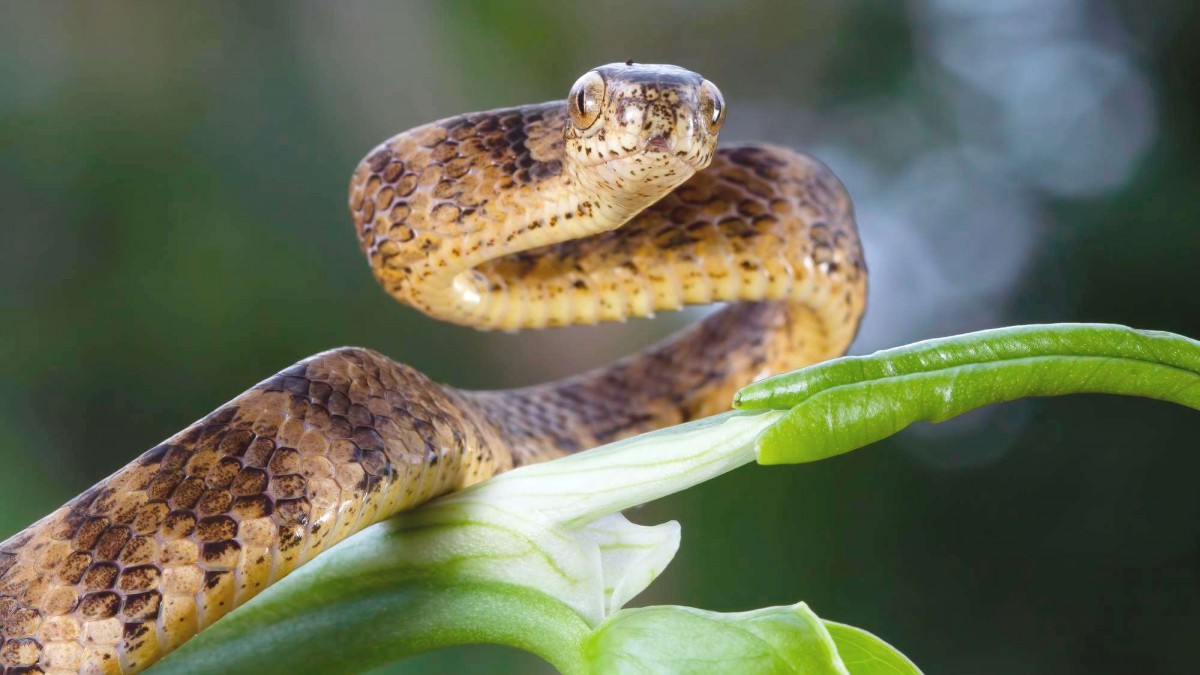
[{"left": 350, "top": 102, "right": 708, "bottom": 332}]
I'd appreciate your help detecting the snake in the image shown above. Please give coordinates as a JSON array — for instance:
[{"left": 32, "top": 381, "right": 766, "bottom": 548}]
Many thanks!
[{"left": 0, "top": 62, "right": 866, "bottom": 674}]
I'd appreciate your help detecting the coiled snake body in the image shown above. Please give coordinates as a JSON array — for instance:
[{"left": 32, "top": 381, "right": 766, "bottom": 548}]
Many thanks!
[{"left": 0, "top": 63, "right": 865, "bottom": 674}]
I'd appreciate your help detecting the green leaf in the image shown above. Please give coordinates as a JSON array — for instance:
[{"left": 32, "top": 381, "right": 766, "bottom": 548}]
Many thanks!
[
  {"left": 584, "top": 603, "right": 849, "bottom": 674},
  {"left": 733, "top": 324, "right": 1200, "bottom": 464},
  {"left": 824, "top": 621, "right": 923, "bottom": 675},
  {"left": 149, "top": 522, "right": 593, "bottom": 675}
]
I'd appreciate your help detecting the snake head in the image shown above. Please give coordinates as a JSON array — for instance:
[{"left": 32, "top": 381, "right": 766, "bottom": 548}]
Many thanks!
[{"left": 564, "top": 62, "right": 725, "bottom": 203}]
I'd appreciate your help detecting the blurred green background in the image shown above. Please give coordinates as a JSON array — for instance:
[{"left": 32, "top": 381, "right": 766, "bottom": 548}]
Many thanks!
[{"left": 2, "top": 1, "right": 1197, "bottom": 673}]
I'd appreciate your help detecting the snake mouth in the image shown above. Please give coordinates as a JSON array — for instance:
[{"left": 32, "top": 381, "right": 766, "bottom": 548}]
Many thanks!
[
  {"left": 645, "top": 134, "right": 671, "bottom": 153},
  {"left": 575, "top": 142, "right": 708, "bottom": 172}
]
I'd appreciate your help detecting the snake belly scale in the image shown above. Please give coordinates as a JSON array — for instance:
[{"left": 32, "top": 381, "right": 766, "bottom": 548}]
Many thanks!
[{"left": 0, "top": 63, "right": 866, "bottom": 674}]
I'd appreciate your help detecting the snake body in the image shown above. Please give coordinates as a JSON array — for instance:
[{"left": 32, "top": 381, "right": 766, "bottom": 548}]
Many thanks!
[{"left": 0, "top": 63, "right": 865, "bottom": 674}]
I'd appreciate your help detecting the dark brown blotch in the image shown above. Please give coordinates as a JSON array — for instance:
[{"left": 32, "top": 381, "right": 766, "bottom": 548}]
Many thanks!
[
  {"left": 81, "top": 562, "right": 120, "bottom": 592},
  {"left": 73, "top": 516, "right": 111, "bottom": 551},
  {"left": 119, "top": 536, "right": 157, "bottom": 566},
  {"left": 124, "top": 619, "right": 153, "bottom": 643},
  {"left": 218, "top": 429, "right": 255, "bottom": 458},
  {"left": 352, "top": 427, "right": 386, "bottom": 453},
  {"left": 367, "top": 149, "right": 392, "bottom": 173},
  {"left": 196, "top": 516, "right": 239, "bottom": 543},
  {"left": 361, "top": 449, "right": 391, "bottom": 477},
  {"left": 382, "top": 160, "right": 405, "bottom": 183},
  {"left": 161, "top": 511, "right": 197, "bottom": 539},
  {"left": 122, "top": 590, "right": 164, "bottom": 624},
  {"left": 206, "top": 457, "right": 243, "bottom": 489},
  {"left": 243, "top": 437, "right": 277, "bottom": 468},
  {"left": 195, "top": 489, "right": 233, "bottom": 517},
  {"left": 276, "top": 499, "right": 311, "bottom": 528},
  {"left": 117, "top": 565, "right": 162, "bottom": 594},
  {"left": 0, "top": 635, "right": 42, "bottom": 665},
  {"left": 268, "top": 447, "right": 301, "bottom": 475},
  {"left": 79, "top": 591, "right": 121, "bottom": 619},
  {"left": 94, "top": 525, "right": 132, "bottom": 561},
  {"left": 231, "top": 467, "right": 269, "bottom": 496},
  {"left": 169, "top": 476, "right": 207, "bottom": 510},
  {"left": 202, "top": 540, "right": 242, "bottom": 568},
  {"left": 58, "top": 551, "right": 93, "bottom": 584},
  {"left": 1, "top": 607, "right": 41, "bottom": 637},
  {"left": 204, "top": 570, "right": 231, "bottom": 590},
  {"left": 231, "top": 494, "right": 274, "bottom": 520},
  {"left": 132, "top": 500, "right": 169, "bottom": 535},
  {"left": 159, "top": 445, "right": 193, "bottom": 472},
  {"left": 269, "top": 474, "right": 307, "bottom": 501}
]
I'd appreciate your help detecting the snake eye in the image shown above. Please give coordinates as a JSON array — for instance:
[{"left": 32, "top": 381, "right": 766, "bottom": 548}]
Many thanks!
[
  {"left": 567, "top": 71, "right": 605, "bottom": 130},
  {"left": 700, "top": 80, "right": 725, "bottom": 133}
]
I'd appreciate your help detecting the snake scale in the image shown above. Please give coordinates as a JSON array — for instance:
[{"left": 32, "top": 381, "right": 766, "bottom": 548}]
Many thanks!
[{"left": 0, "top": 63, "right": 866, "bottom": 674}]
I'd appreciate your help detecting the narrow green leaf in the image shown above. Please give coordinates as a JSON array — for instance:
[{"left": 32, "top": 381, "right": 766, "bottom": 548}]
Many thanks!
[
  {"left": 732, "top": 324, "right": 1200, "bottom": 464},
  {"left": 735, "top": 324, "right": 1200, "bottom": 410}
]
